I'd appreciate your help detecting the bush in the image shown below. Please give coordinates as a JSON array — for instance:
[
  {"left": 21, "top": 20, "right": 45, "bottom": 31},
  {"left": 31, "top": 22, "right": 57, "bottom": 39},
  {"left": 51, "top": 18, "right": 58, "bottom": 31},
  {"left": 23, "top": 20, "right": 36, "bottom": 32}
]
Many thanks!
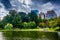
[
  {"left": 23, "top": 22, "right": 28, "bottom": 29},
  {"left": 23, "top": 21, "right": 36, "bottom": 29},
  {"left": 48, "top": 21, "right": 58, "bottom": 28},
  {"left": 28, "top": 21, "right": 36, "bottom": 28},
  {"left": 4, "top": 23, "right": 13, "bottom": 30},
  {"left": 38, "top": 22, "right": 45, "bottom": 28}
]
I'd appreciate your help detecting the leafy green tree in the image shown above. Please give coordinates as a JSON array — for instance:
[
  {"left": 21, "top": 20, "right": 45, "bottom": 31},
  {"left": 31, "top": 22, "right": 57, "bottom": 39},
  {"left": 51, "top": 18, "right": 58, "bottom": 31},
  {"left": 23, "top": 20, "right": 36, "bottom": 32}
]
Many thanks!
[
  {"left": 9, "top": 10, "right": 17, "bottom": 16},
  {"left": 48, "top": 17, "right": 58, "bottom": 28},
  {"left": 12, "top": 14, "right": 22, "bottom": 28},
  {"left": 0, "top": 20, "right": 4, "bottom": 29},
  {"left": 18, "top": 12, "right": 29, "bottom": 22},
  {"left": 49, "top": 21, "right": 57, "bottom": 28},
  {"left": 28, "top": 11, "right": 38, "bottom": 23},
  {"left": 4, "top": 23, "right": 13, "bottom": 30},
  {"left": 3, "top": 10, "right": 17, "bottom": 24},
  {"left": 23, "top": 21, "right": 36, "bottom": 29},
  {"left": 37, "top": 16, "right": 47, "bottom": 28},
  {"left": 28, "top": 21, "right": 36, "bottom": 28},
  {"left": 3, "top": 10, "right": 22, "bottom": 28},
  {"left": 38, "top": 22, "right": 45, "bottom": 28},
  {"left": 37, "top": 17, "right": 42, "bottom": 26},
  {"left": 56, "top": 16, "right": 60, "bottom": 27},
  {"left": 23, "top": 22, "right": 28, "bottom": 29}
]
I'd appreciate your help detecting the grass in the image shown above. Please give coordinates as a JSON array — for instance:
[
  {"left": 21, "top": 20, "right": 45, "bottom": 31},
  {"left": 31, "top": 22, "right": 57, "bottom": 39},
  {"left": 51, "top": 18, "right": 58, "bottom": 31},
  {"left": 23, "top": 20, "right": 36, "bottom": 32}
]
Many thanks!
[
  {"left": 0, "top": 27, "right": 60, "bottom": 32},
  {"left": 47, "top": 27, "right": 60, "bottom": 31},
  {"left": 14, "top": 28, "right": 44, "bottom": 31}
]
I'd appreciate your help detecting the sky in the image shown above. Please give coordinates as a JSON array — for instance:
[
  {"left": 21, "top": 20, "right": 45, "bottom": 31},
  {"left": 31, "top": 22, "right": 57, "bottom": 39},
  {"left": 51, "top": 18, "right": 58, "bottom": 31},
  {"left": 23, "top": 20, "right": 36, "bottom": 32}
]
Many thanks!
[{"left": 0, "top": 0, "right": 60, "bottom": 18}]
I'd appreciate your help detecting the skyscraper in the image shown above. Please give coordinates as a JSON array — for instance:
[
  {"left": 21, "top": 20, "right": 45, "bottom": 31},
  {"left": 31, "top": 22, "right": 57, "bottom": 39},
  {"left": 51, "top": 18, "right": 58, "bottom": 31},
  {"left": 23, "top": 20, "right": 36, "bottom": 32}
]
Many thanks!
[
  {"left": 39, "top": 12, "right": 45, "bottom": 19},
  {"left": 39, "top": 10, "right": 57, "bottom": 19},
  {"left": 31, "top": 10, "right": 39, "bottom": 14},
  {"left": 46, "top": 10, "right": 57, "bottom": 19}
]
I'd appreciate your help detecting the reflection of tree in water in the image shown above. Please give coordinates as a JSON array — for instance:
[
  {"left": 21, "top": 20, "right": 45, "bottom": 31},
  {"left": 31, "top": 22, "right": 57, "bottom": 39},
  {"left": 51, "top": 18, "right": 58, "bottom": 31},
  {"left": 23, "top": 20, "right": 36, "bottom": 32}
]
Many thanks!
[
  {"left": 2, "top": 31, "right": 59, "bottom": 40},
  {"left": 2, "top": 31, "right": 13, "bottom": 40}
]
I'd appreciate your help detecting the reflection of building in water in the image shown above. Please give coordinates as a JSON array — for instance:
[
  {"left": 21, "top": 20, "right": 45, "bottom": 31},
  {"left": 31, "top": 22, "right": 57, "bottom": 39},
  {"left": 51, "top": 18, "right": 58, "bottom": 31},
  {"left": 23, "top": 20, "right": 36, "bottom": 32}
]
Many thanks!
[{"left": 39, "top": 10, "right": 57, "bottom": 19}]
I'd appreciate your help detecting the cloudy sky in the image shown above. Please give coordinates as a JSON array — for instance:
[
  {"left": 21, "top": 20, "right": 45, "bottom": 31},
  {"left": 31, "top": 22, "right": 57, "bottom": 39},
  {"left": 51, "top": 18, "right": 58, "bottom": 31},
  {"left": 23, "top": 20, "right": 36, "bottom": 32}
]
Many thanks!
[{"left": 0, "top": 0, "right": 60, "bottom": 17}]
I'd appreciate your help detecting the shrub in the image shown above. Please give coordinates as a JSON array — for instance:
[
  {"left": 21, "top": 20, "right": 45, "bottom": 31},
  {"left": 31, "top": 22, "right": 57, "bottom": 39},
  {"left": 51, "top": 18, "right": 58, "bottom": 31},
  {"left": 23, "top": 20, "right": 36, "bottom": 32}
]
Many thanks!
[
  {"left": 49, "top": 21, "right": 58, "bottom": 28},
  {"left": 38, "top": 22, "right": 45, "bottom": 28},
  {"left": 23, "top": 21, "right": 36, "bottom": 29},
  {"left": 23, "top": 22, "right": 28, "bottom": 29},
  {"left": 28, "top": 21, "right": 36, "bottom": 28},
  {"left": 4, "top": 23, "right": 13, "bottom": 30}
]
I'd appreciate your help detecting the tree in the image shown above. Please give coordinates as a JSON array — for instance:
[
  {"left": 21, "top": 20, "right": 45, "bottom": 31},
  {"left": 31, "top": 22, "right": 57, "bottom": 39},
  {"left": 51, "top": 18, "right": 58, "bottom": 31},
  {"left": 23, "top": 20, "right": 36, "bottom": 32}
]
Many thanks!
[
  {"left": 0, "top": 20, "right": 4, "bottom": 28},
  {"left": 28, "top": 11, "right": 38, "bottom": 27},
  {"left": 28, "top": 11, "right": 38, "bottom": 23},
  {"left": 3, "top": 10, "right": 17, "bottom": 25},
  {"left": 23, "top": 21, "right": 36, "bottom": 29},
  {"left": 28, "top": 21, "right": 36, "bottom": 28},
  {"left": 9, "top": 10, "right": 17, "bottom": 16},
  {"left": 57, "top": 16, "right": 60, "bottom": 27},
  {"left": 3, "top": 10, "right": 22, "bottom": 28},
  {"left": 3, "top": 15, "right": 12, "bottom": 24},
  {"left": 48, "top": 17, "right": 58, "bottom": 28},
  {"left": 38, "top": 22, "right": 45, "bottom": 28},
  {"left": 23, "top": 22, "right": 28, "bottom": 29},
  {"left": 12, "top": 14, "right": 22, "bottom": 28},
  {"left": 18, "top": 12, "right": 29, "bottom": 22},
  {"left": 37, "top": 17, "right": 42, "bottom": 26},
  {"left": 4, "top": 23, "right": 13, "bottom": 30}
]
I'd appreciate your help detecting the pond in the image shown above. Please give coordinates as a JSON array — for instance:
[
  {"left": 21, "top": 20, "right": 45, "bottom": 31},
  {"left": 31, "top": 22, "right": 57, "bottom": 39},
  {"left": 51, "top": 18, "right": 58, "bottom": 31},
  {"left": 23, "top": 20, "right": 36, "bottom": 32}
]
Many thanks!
[{"left": 0, "top": 31, "right": 60, "bottom": 40}]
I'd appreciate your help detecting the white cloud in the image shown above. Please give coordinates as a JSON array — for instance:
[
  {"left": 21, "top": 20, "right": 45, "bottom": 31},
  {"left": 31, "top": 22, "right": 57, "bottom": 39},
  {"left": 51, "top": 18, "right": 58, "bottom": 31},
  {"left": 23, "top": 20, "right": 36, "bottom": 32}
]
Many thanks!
[
  {"left": 18, "top": 0, "right": 24, "bottom": 3},
  {"left": 0, "top": 2, "right": 9, "bottom": 20},
  {"left": 24, "top": 0, "right": 32, "bottom": 5},
  {"left": 10, "top": 0, "right": 56, "bottom": 14},
  {"left": 18, "top": 0, "right": 32, "bottom": 5},
  {"left": 41, "top": 2, "right": 55, "bottom": 13},
  {"left": 10, "top": 0, "right": 33, "bottom": 13}
]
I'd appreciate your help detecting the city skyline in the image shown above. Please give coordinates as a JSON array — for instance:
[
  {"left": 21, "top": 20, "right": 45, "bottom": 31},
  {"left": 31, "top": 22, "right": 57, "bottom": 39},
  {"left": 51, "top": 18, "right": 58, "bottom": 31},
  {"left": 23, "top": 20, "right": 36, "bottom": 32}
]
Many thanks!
[{"left": 0, "top": 0, "right": 60, "bottom": 17}]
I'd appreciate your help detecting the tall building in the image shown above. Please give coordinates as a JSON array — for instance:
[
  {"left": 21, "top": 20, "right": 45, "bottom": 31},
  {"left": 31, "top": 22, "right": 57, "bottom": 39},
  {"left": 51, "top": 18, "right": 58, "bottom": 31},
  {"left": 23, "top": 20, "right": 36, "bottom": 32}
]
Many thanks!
[
  {"left": 39, "top": 12, "right": 45, "bottom": 19},
  {"left": 31, "top": 10, "right": 39, "bottom": 14},
  {"left": 39, "top": 10, "right": 57, "bottom": 19},
  {"left": 46, "top": 10, "right": 57, "bottom": 19}
]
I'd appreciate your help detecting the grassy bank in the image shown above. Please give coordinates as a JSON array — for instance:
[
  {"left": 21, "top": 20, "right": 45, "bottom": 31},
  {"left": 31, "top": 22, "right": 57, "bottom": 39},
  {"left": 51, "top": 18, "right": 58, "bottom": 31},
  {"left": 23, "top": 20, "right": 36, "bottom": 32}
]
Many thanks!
[{"left": 0, "top": 27, "right": 60, "bottom": 32}]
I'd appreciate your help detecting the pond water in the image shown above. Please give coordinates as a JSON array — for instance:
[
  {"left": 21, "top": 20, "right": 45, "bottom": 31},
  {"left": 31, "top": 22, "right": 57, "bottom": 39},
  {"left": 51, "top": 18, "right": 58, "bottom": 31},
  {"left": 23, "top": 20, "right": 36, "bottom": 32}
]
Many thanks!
[{"left": 0, "top": 31, "right": 60, "bottom": 40}]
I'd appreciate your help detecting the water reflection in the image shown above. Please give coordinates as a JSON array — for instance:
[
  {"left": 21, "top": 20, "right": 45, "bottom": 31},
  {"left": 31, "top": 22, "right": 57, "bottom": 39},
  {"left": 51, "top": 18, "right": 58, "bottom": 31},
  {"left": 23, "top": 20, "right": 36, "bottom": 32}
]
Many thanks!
[{"left": 0, "top": 31, "right": 59, "bottom": 40}]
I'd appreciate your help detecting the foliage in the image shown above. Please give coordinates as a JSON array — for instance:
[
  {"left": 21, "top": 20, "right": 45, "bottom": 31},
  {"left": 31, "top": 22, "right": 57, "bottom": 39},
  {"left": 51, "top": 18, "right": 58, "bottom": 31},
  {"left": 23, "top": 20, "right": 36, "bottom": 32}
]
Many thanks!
[
  {"left": 3, "top": 10, "right": 22, "bottom": 28},
  {"left": 28, "top": 21, "right": 36, "bottom": 28},
  {"left": 23, "top": 21, "right": 36, "bottom": 29},
  {"left": 1, "top": 10, "right": 60, "bottom": 30},
  {"left": 37, "top": 17, "right": 42, "bottom": 26},
  {"left": 4, "top": 23, "right": 13, "bottom": 30},
  {"left": 18, "top": 12, "right": 29, "bottom": 22},
  {"left": 0, "top": 20, "right": 4, "bottom": 28},
  {"left": 48, "top": 17, "right": 59, "bottom": 28},
  {"left": 28, "top": 11, "right": 38, "bottom": 23},
  {"left": 57, "top": 17, "right": 60, "bottom": 27},
  {"left": 9, "top": 10, "right": 17, "bottom": 16},
  {"left": 38, "top": 22, "right": 45, "bottom": 28},
  {"left": 23, "top": 22, "right": 28, "bottom": 29},
  {"left": 12, "top": 14, "right": 22, "bottom": 28},
  {"left": 49, "top": 20, "right": 58, "bottom": 28}
]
